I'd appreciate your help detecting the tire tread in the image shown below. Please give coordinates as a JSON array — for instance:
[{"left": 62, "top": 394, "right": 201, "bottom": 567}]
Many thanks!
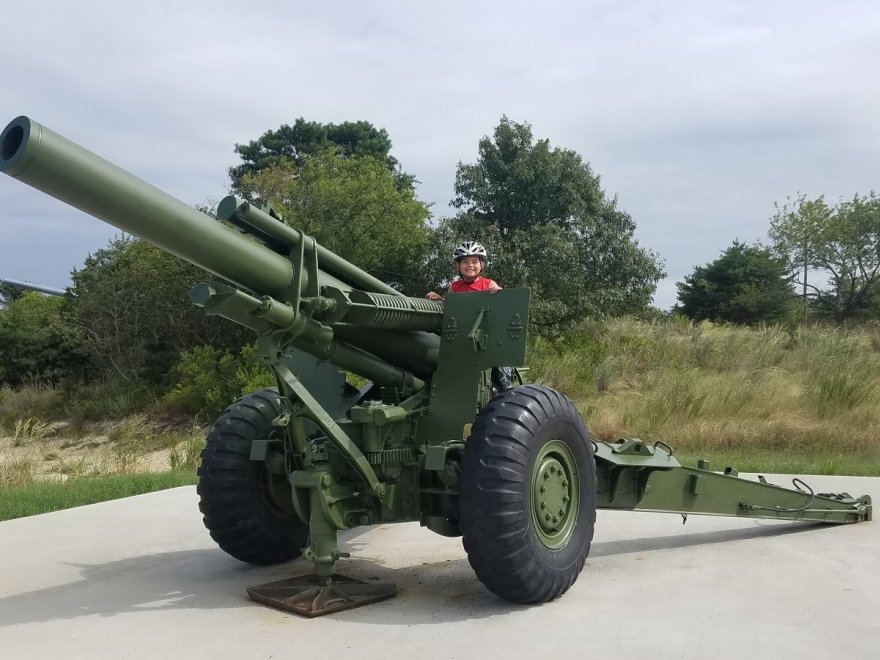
[
  {"left": 460, "top": 384, "right": 597, "bottom": 603},
  {"left": 197, "top": 389, "right": 308, "bottom": 566}
]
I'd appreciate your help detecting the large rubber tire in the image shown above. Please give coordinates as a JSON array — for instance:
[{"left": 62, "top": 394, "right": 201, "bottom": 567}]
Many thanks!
[
  {"left": 197, "top": 389, "right": 309, "bottom": 565},
  {"left": 459, "top": 384, "right": 597, "bottom": 603}
]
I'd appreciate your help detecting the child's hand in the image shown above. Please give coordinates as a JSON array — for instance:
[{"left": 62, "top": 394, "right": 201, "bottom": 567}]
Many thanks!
[
  {"left": 426, "top": 291, "right": 444, "bottom": 301},
  {"left": 488, "top": 282, "right": 502, "bottom": 293}
]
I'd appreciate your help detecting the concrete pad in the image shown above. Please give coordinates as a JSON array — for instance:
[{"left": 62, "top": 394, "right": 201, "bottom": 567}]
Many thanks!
[{"left": 0, "top": 474, "right": 878, "bottom": 659}]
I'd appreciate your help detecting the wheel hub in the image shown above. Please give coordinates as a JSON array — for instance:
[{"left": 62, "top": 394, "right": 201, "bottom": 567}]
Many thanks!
[
  {"left": 534, "top": 457, "right": 571, "bottom": 531},
  {"left": 531, "top": 440, "right": 579, "bottom": 548}
]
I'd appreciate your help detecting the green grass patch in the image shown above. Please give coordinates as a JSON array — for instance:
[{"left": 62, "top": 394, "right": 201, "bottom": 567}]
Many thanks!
[
  {"left": 0, "top": 471, "right": 198, "bottom": 522},
  {"left": 676, "top": 448, "right": 880, "bottom": 477}
]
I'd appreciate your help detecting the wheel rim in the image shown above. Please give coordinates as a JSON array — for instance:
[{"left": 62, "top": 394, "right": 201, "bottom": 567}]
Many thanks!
[
  {"left": 261, "top": 467, "right": 297, "bottom": 517},
  {"left": 258, "top": 431, "right": 297, "bottom": 517},
  {"left": 531, "top": 439, "right": 580, "bottom": 549}
]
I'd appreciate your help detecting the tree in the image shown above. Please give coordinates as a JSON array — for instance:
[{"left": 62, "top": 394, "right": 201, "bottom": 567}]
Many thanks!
[
  {"left": 675, "top": 241, "right": 794, "bottom": 323},
  {"left": 444, "top": 117, "right": 664, "bottom": 327},
  {"left": 69, "top": 237, "right": 250, "bottom": 384},
  {"left": 769, "top": 193, "right": 880, "bottom": 322},
  {"left": 0, "top": 293, "right": 86, "bottom": 386},
  {"left": 0, "top": 281, "right": 27, "bottom": 306},
  {"left": 239, "top": 152, "right": 431, "bottom": 295},
  {"left": 229, "top": 118, "right": 415, "bottom": 194}
]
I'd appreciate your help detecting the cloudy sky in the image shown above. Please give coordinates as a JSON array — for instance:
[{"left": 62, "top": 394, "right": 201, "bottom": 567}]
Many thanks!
[{"left": 2, "top": 0, "right": 879, "bottom": 308}]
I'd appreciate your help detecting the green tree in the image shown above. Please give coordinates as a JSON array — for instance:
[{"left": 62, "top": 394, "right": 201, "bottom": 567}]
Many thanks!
[
  {"left": 443, "top": 117, "right": 663, "bottom": 327},
  {"left": 69, "top": 237, "right": 250, "bottom": 384},
  {"left": 769, "top": 193, "right": 880, "bottom": 322},
  {"left": 240, "top": 152, "right": 431, "bottom": 295},
  {"left": 0, "top": 293, "right": 86, "bottom": 385},
  {"left": 0, "top": 281, "right": 26, "bottom": 306},
  {"left": 163, "top": 344, "right": 274, "bottom": 418},
  {"left": 229, "top": 118, "right": 415, "bottom": 194},
  {"left": 675, "top": 241, "right": 794, "bottom": 323}
]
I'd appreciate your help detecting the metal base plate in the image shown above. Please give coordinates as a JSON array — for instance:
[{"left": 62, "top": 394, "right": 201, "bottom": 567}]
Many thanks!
[{"left": 247, "top": 574, "right": 397, "bottom": 617}]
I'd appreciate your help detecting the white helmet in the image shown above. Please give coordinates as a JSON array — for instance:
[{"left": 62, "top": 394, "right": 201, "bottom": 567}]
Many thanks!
[{"left": 453, "top": 240, "right": 488, "bottom": 262}]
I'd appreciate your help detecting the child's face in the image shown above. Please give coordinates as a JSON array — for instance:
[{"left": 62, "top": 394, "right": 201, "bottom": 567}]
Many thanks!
[{"left": 457, "top": 256, "right": 483, "bottom": 282}]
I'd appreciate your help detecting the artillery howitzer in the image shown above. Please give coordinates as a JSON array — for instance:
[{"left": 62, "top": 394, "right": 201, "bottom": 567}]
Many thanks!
[{"left": 1, "top": 116, "right": 871, "bottom": 617}]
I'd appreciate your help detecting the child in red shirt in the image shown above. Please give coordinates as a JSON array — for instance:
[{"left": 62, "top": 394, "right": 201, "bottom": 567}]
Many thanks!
[
  {"left": 426, "top": 241, "right": 512, "bottom": 391},
  {"left": 426, "top": 241, "right": 501, "bottom": 299}
]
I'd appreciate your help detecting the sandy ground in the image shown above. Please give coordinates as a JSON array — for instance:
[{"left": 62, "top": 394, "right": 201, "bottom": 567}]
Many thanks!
[{"left": 0, "top": 422, "right": 186, "bottom": 483}]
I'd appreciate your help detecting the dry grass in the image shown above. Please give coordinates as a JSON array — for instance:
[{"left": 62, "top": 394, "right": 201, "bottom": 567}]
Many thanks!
[
  {"left": 0, "top": 382, "right": 62, "bottom": 430},
  {"left": 529, "top": 319, "right": 880, "bottom": 467},
  {"left": 13, "top": 417, "right": 61, "bottom": 446},
  {"left": 0, "top": 415, "right": 207, "bottom": 488},
  {"left": 0, "top": 454, "right": 38, "bottom": 487}
]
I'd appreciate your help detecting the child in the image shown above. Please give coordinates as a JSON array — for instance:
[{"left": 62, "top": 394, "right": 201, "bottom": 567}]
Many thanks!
[{"left": 427, "top": 241, "right": 513, "bottom": 391}]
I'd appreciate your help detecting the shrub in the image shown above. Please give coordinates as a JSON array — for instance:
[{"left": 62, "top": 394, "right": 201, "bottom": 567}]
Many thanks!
[
  {"left": 162, "top": 343, "right": 274, "bottom": 419},
  {"left": 62, "top": 380, "right": 156, "bottom": 421},
  {"left": 0, "top": 382, "right": 63, "bottom": 429}
]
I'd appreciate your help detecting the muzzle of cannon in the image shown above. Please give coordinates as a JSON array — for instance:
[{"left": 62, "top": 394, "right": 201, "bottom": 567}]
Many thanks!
[{"left": 1, "top": 116, "right": 870, "bottom": 618}]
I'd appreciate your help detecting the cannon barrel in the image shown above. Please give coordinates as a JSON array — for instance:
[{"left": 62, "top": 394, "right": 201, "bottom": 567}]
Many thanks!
[
  {"left": 0, "top": 116, "right": 303, "bottom": 298},
  {"left": 0, "top": 116, "right": 441, "bottom": 379},
  {"left": 0, "top": 277, "right": 65, "bottom": 297}
]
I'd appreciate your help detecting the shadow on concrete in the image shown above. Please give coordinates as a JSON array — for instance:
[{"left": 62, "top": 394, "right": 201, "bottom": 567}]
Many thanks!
[
  {"left": 0, "top": 520, "right": 836, "bottom": 628},
  {"left": 590, "top": 520, "right": 824, "bottom": 558},
  {"left": 0, "top": 523, "right": 513, "bottom": 628},
  {"left": 0, "top": 548, "right": 277, "bottom": 628}
]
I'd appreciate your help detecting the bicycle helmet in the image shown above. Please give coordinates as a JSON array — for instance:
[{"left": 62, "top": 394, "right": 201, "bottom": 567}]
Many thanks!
[{"left": 452, "top": 241, "right": 488, "bottom": 262}]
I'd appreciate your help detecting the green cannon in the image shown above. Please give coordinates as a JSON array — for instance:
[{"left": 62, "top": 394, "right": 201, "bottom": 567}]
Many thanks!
[{"left": 1, "top": 116, "right": 871, "bottom": 617}]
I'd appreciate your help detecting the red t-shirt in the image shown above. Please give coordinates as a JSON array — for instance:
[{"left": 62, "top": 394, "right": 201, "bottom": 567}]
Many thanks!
[{"left": 450, "top": 276, "right": 498, "bottom": 293}]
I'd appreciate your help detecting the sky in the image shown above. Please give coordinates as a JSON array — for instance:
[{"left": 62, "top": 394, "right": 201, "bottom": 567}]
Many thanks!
[{"left": 1, "top": 0, "right": 879, "bottom": 309}]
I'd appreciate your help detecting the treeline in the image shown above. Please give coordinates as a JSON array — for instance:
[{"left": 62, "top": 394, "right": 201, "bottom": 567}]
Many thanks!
[
  {"left": 677, "top": 193, "right": 880, "bottom": 324},
  {"left": 0, "top": 240, "right": 263, "bottom": 419}
]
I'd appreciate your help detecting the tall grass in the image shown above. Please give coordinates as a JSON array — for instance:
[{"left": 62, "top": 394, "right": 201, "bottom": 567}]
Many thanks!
[
  {"left": 0, "top": 454, "right": 38, "bottom": 487},
  {"left": 168, "top": 431, "right": 205, "bottom": 472},
  {"left": 13, "top": 417, "right": 60, "bottom": 446},
  {"left": 0, "top": 379, "right": 156, "bottom": 430},
  {"left": 0, "top": 381, "right": 62, "bottom": 430},
  {"left": 527, "top": 319, "right": 880, "bottom": 463}
]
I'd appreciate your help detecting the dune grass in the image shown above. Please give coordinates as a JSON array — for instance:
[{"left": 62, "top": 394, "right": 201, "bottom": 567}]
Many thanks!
[{"left": 528, "top": 319, "right": 880, "bottom": 474}]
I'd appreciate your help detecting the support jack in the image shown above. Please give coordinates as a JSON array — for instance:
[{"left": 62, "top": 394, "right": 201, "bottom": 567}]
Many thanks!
[{"left": 247, "top": 574, "right": 397, "bottom": 617}]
